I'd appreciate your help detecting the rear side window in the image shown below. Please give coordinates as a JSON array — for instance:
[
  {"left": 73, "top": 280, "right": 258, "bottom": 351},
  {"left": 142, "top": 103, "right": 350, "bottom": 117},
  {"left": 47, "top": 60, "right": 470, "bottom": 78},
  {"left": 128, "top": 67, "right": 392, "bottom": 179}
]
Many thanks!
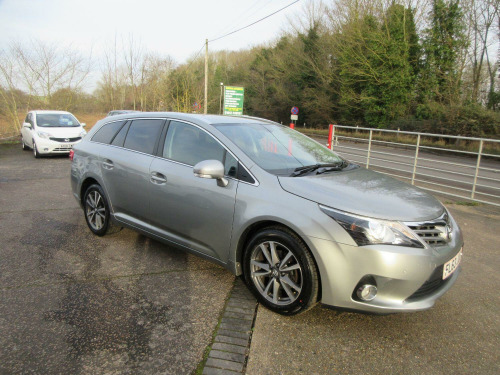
[
  {"left": 163, "top": 121, "right": 225, "bottom": 166},
  {"left": 123, "top": 119, "right": 164, "bottom": 154},
  {"left": 111, "top": 121, "right": 130, "bottom": 147},
  {"left": 91, "top": 121, "right": 125, "bottom": 144}
]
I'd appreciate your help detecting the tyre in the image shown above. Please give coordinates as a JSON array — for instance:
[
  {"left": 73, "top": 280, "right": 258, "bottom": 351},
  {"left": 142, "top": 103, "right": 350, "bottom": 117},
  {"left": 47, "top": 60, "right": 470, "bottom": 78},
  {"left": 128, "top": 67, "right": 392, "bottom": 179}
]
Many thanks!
[
  {"left": 244, "top": 227, "right": 319, "bottom": 315},
  {"left": 32, "top": 141, "right": 40, "bottom": 158},
  {"left": 83, "top": 184, "right": 111, "bottom": 236},
  {"left": 21, "top": 138, "right": 28, "bottom": 150}
]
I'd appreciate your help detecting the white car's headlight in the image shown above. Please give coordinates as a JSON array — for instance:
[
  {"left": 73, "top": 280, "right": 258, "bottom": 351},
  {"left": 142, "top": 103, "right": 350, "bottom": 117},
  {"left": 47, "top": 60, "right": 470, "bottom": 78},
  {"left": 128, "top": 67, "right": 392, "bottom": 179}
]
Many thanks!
[
  {"left": 37, "top": 131, "right": 52, "bottom": 139},
  {"left": 320, "top": 205, "right": 424, "bottom": 248},
  {"left": 79, "top": 130, "right": 87, "bottom": 137}
]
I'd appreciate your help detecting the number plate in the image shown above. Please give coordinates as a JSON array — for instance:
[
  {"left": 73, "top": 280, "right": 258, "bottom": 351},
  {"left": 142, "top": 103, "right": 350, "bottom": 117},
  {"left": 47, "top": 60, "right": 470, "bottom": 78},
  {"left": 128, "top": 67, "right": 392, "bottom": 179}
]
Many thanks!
[{"left": 443, "top": 249, "right": 462, "bottom": 280}]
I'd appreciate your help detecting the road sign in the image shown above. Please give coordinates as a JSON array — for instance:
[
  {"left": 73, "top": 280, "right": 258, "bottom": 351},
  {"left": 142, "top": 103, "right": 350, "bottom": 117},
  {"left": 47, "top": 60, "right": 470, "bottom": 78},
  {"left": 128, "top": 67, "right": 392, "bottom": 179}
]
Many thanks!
[
  {"left": 291, "top": 106, "right": 299, "bottom": 115},
  {"left": 224, "top": 86, "right": 245, "bottom": 116},
  {"left": 291, "top": 114, "right": 298, "bottom": 120}
]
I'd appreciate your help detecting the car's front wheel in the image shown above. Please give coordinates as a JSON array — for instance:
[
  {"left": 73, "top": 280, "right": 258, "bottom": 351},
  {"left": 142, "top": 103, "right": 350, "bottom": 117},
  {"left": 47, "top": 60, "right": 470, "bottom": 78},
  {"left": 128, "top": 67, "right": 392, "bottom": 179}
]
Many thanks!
[
  {"left": 32, "top": 141, "right": 40, "bottom": 158},
  {"left": 84, "top": 184, "right": 111, "bottom": 236},
  {"left": 244, "top": 227, "right": 319, "bottom": 315},
  {"left": 21, "top": 138, "right": 28, "bottom": 150}
]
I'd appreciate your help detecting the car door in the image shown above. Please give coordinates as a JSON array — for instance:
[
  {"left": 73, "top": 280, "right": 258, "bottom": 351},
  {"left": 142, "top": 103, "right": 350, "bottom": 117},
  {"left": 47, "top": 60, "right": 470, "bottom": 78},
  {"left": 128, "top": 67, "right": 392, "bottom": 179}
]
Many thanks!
[
  {"left": 148, "top": 120, "right": 239, "bottom": 262},
  {"left": 98, "top": 118, "right": 165, "bottom": 229}
]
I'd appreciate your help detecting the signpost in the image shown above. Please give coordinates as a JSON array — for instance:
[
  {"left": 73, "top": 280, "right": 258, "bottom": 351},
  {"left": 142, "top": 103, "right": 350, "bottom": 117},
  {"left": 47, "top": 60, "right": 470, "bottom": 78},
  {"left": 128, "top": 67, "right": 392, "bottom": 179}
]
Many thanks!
[
  {"left": 224, "top": 86, "right": 245, "bottom": 115},
  {"left": 290, "top": 106, "right": 299, "bottom": 128}
]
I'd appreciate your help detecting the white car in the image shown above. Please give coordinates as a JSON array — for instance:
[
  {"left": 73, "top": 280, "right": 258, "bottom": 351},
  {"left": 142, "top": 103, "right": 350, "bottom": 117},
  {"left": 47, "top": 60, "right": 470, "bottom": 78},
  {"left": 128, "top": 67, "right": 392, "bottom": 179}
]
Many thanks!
[{"left": 21, "top": 110, "right": 87, "bottom": 158}]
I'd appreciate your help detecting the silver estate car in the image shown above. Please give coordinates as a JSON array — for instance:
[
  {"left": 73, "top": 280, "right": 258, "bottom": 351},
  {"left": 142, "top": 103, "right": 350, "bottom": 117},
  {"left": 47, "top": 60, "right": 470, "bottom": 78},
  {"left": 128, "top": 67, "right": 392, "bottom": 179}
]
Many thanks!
[{"left": 70, "top": 113, "right": 463, "bottom": 315}]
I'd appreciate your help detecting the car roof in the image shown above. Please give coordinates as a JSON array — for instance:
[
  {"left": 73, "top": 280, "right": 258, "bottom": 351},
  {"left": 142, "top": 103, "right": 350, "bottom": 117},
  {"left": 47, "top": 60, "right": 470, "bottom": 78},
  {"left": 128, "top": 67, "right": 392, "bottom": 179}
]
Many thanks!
[
  {"left": 116, "top": 112, "right": 279, "bottom": 126},
  {"left": 30, "top": 110, "right": 73, "bottom": 115}
]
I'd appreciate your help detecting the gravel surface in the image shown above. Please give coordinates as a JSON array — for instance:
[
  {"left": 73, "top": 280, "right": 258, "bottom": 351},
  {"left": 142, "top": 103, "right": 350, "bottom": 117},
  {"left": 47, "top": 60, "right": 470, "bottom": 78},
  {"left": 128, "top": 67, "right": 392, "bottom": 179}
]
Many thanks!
[{"left": 0, "top": 144, "right": 235, "bottom": 374}]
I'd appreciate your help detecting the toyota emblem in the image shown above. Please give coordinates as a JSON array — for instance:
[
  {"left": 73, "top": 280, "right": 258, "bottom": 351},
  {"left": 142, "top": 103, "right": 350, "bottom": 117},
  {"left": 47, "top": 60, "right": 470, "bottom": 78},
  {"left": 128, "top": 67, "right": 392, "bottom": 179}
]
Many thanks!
[{"left": 64, "top": 138, "right": 70, "bottom": 142}]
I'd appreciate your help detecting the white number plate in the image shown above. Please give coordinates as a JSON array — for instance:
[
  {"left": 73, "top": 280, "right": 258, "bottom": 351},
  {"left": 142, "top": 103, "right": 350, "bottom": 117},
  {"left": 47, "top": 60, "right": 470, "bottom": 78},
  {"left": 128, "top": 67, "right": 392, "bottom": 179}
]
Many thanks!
[{"left": 443, "top": 249, "right": 462, "bottom": 280}]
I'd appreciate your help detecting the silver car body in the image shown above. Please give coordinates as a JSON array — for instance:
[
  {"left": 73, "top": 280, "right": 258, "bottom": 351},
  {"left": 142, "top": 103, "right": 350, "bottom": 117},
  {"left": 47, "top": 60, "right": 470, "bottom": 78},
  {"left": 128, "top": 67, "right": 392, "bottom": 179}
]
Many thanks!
[{"left": 71, "top": 112, "right": 463, "bottom": 313}]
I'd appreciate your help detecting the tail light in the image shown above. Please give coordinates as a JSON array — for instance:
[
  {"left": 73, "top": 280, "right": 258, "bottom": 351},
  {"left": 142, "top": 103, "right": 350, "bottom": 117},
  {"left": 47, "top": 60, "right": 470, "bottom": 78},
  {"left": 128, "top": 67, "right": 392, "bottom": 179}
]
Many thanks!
[{"left": 69, "top": 149, "right": 74, "bottom": 161}]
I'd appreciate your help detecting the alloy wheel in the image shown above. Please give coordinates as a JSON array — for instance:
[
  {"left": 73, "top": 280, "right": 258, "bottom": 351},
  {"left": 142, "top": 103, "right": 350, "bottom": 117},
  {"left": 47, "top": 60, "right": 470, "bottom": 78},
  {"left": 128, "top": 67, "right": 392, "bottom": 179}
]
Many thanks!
[
  {"left": 85, "top": 190, "right": 107, "bottom": 231},
  {"left": 250, "top": 240, "right": 303, "bottom": 306}
]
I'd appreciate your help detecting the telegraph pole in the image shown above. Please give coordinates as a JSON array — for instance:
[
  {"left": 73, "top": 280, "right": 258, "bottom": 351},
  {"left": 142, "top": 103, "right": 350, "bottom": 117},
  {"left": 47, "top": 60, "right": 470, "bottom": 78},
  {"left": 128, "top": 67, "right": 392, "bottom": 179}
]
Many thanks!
[
  {"left": 219, "top": 82, "right": 224, "bottom": 114},
  {"left": 204, "top": 39, "right": 208, "bottom": 115}
]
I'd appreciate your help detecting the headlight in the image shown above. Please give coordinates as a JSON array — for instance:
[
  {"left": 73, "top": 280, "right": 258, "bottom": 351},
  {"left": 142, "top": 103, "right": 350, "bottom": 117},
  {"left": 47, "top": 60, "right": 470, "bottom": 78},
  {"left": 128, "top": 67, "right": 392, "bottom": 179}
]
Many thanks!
[
  {"left": 37, "top": 131, "right": 51, "bottom": 139},
  {"left": 79, "top": 130, "right": 87, "bottom": 137},
  {"left": 320, "top": 205, "right": 424, "bottom": 248}
]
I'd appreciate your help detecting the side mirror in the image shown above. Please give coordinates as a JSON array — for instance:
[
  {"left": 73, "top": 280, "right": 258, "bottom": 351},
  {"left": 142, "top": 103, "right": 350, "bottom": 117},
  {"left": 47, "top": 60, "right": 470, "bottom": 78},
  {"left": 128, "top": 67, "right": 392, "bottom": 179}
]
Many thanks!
[
  {"left": 23, "top": 122, "right": 32, "bottom": 129},
  {"left": 81, "top": 123, "right": 86, "bottom": 128},
  {"left": 193, "top": 160, "right": 228, "bottom": 187}
]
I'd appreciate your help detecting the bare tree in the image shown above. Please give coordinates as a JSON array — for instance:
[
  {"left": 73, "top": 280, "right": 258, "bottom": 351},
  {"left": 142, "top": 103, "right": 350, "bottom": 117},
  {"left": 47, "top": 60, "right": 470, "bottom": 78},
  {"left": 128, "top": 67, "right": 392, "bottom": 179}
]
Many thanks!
[
  {"left": 0, "top": 50, "right": 22, "bottom": 132},
  {"left": 464, "top": 0, "right": 499, "bottom": 104},
  {"left": 123, "top": 34, "right": 144, "bottom": 110}
]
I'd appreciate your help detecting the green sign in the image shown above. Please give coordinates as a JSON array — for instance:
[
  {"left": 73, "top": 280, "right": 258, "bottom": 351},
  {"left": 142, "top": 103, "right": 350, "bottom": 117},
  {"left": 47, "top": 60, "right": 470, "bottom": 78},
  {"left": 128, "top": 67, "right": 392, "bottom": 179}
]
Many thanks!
[{"left": 224, "top": 86, "right": 244, "bottom": 115}]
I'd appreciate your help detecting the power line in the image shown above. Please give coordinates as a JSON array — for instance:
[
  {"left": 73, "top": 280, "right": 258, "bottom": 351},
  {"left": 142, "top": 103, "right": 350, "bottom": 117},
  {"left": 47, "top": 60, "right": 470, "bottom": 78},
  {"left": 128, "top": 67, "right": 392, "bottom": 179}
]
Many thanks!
[
  {"left": 184, "top": 43, "right": 206, "bottom": 71},
  {"left": 209, "top": 0, "right": 270, "bottom": 41},
  {"left": 209, "top": 0, "right": 300, "bottom": 43}
]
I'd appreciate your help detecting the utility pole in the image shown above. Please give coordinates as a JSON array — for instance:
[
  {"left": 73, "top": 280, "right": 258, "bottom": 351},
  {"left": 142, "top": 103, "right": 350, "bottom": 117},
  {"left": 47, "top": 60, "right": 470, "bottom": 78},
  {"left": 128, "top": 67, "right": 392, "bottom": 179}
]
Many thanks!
[
  {"left": 219, "top": 82, "right": 224, "bottom": 115},
  {"left": 204, "top": 39, "right": 208, "bottom": 115}
]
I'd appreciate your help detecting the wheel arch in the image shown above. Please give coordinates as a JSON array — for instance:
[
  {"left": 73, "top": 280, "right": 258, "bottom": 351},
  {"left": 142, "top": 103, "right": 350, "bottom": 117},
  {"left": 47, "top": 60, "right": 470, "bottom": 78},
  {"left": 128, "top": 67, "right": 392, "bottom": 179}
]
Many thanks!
[
  {"left": 80, "top": 177, "right": 100, "bottom": 206},
  {"left": 235, "top": 219, "right": 322, "bottom": 301}
]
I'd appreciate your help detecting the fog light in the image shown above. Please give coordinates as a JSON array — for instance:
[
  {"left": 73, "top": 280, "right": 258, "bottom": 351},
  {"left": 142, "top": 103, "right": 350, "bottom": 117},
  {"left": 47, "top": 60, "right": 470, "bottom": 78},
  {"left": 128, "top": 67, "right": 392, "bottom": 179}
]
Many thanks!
[
  {"left": 357, "top": 284, "right": 377, "bottom": 301},
  {"left": 44, "top": 148, "right": 49, "bottom": 151}
]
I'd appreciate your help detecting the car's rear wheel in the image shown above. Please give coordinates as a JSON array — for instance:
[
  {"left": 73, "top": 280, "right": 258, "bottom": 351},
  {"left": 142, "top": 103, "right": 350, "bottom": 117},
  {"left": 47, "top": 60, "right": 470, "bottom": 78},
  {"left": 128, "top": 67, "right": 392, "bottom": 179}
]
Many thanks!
[
  {"left": 84, "top": 184, "right": 111, "bottom": 236},
  {"left": 32, "top": 141, "right": 40, "bottom": 158},
  {"left": 244, "top": 227, "right": 319, "bottom": 315}
]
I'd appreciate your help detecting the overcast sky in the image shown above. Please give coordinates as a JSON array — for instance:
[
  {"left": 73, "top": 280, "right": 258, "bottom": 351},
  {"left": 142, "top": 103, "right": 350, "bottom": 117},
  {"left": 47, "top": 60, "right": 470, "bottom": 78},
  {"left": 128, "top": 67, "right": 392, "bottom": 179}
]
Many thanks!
[{"left": 0, "top": 0, "right": 302, "bottom": 64}]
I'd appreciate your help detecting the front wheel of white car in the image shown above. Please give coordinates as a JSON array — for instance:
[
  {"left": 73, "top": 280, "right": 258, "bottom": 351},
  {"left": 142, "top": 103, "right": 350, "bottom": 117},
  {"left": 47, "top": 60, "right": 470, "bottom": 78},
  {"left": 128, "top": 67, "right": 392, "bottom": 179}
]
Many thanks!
[
  {"left": 244, "top": 227, "right": 319, "bottom": 315},
  {"left": 32, "top": 141, "right": 40, "bottom": 158},
  {"left": 21, "top": 138, "right": 28, "bottom": 150}
]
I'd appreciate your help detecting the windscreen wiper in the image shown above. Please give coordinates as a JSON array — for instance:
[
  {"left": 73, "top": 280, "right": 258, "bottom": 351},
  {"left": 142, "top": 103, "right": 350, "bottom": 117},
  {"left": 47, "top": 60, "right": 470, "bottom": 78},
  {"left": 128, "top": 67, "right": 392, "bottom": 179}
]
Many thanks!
[{"left": 290, "top": 161, "right": 347, "bottom": 177}]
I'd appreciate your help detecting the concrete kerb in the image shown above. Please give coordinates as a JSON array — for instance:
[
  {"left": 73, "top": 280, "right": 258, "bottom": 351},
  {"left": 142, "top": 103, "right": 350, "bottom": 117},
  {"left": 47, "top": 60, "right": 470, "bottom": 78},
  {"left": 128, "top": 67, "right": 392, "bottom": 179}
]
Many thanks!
[{"left": 201, "top": 279, "right": 258, "bottom": 375}]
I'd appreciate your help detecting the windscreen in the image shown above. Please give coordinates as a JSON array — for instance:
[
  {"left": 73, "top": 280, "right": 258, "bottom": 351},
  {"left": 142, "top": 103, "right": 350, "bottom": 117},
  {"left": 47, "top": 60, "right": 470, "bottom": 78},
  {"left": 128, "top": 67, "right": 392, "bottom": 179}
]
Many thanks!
[
  {"left": 214, "top": 123, "right": 344, "bottom": 176},
  {"left": 36, "top": 113, "right": 80, "bottom": 127}
]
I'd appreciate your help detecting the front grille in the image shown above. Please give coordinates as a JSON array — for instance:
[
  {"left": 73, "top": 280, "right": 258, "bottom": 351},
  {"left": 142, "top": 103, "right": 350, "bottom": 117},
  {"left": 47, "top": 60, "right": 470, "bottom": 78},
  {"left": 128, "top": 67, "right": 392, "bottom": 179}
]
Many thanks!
[
  {"left": 406, "top": 265, "right": 450, "bottom": 301},
  {"left": 49, "top": 136, "right": 81, "bottom": 142},
  {"left": 406, "top": 212, "right": 451, "bottom": 247}
]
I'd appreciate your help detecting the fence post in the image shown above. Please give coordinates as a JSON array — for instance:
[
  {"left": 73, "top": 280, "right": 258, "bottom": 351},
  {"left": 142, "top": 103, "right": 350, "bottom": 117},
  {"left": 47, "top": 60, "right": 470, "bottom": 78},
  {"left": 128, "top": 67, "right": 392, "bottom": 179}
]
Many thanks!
[
  {"left": 411, "top": 134, "right": 421, "bottom": 185},
  {"left": 471, "top": 139, "right": 483, "bottom": 199},
  {"left": 366, "top": 129, "right": 373, "bottom": 168}
]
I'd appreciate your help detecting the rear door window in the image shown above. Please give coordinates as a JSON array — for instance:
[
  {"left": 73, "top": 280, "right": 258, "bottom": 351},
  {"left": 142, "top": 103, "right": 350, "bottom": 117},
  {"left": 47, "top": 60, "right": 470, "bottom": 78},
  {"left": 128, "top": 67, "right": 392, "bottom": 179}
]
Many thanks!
[{"left": 123, "top": 119, "right": 164, "bottom": 155}]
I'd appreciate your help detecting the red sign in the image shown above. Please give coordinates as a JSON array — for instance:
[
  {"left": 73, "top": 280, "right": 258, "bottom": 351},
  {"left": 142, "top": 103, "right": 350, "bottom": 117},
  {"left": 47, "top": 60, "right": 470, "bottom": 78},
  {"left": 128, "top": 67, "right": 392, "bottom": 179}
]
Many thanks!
[{"left": 291, "top": 106, "right": 299, "bottom": 115}]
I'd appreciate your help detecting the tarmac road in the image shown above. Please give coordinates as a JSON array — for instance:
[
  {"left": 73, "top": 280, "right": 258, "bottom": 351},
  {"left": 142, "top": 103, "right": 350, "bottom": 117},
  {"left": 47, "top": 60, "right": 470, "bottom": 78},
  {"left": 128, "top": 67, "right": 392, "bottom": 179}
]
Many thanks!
[{"left": 0, "top": 144, "right": 234, "bottom": 374}]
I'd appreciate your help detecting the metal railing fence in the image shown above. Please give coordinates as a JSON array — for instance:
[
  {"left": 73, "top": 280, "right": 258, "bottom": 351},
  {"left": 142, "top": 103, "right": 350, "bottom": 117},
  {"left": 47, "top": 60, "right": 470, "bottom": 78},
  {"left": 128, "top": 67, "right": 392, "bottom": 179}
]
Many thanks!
[{"left": 306, "top": 125, "right": 500, "bottom": 207}]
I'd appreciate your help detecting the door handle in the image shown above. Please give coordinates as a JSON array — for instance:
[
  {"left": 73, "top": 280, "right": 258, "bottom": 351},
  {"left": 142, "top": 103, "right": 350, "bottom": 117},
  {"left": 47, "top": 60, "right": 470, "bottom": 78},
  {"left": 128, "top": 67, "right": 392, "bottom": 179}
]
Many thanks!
[
  {"left": 150, "top": 172, "right": 167, "bottom": 185},
  {"left": 102, "top": 159, "right": 114, "bottom": 170}
]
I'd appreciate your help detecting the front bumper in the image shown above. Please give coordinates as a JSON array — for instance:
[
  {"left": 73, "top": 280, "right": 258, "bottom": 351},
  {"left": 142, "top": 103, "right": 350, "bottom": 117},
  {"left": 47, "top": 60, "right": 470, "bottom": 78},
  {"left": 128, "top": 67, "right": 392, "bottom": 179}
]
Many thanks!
[
  {"left": 35, "top": 137, "right": 81, "bottom": 154},
  {"left": 305, "top": 235, "right": 463, "bottom": 313}
]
